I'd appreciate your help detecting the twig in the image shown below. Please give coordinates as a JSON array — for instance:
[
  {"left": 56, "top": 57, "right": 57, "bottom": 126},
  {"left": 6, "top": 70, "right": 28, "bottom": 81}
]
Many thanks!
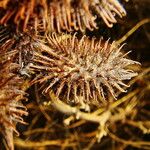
[
  {"left": 107, "top": 128, "right": 150, "bottom": 149},
  {"left": 117, "top": 18, "right": 150, "bottom": 44},
  {"left": 48, "top": 91, "right": 111, "bottom": 124},
  {"left": 14, "top": 138, "right": 76, "bottom": 148}
]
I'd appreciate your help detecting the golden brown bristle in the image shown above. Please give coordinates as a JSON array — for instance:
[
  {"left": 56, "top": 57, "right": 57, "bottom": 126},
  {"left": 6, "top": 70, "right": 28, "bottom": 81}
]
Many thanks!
[{"left": 29, "top": 33, "right": 139, "bottom": 105}]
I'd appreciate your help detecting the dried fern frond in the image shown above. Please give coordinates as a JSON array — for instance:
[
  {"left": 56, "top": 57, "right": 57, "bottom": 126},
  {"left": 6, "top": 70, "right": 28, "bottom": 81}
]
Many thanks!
[
  {"left": 0, "top": 0, "right": 127, "bottom": 32},
  {"left": 0, "top": 38, "right": 28, "bottom": 150},
  {"left": 29, "top": 33, "right": 139, "bottom": 105}
]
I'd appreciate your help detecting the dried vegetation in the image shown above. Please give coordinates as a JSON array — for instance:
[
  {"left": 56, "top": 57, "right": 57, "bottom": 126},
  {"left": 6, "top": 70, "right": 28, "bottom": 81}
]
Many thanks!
[{"left": 0, "top": 0, "right": 150, "bottom": 150}]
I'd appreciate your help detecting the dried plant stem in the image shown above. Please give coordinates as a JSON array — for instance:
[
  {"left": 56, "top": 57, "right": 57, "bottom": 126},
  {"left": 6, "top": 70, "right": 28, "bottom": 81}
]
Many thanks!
[
  {"left": 47, "top": 91, "right": 110, "bottom": 142},
  {"left": 83, "top": 137, "right": 97, "bottom": 150},
  {"left": 117, "top": 18, "right": 150, "bottom": 44},
  {"left": 107, "top": 128, "right": 150, "bottom": 149},
  {"left": 23, "top": 128, "right": 54, "bottom": 136},
  {"left": 125, "top": 120, "right": 150, "bottom": 134},
  {"left": 14, "top": 138, "right": 77, "bottom": 148},
  {"left": 65, "top": 119, "right": 85, "bottom": 128},
  {"left": 129, "top": 67, "right": 150, "bottom": 85},
  {"left": 93, "top": 89, "right": 140, "bottom": 115},
  {"left": 34, "top": 84, "right": 52, "bottom": 122},
  {"left": 47, "top": 90, "right": 141, "bottom": 142},
  {"left": 48, "top": 91, "right": 111, "bottom": 124}
]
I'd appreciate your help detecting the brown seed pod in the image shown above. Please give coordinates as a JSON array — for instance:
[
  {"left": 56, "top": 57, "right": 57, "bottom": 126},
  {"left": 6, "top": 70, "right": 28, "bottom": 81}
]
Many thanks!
[
  {"left": 0, "top": 32, "right": 28, "bottom": 150},
  {"left": 29, "top": 33, "right": 139, "bottom": 105},
  {"left": 49, "top": 0, "right": 127, "bottom": 32},
  {"left": 35, "top": 0, "right": 127, "bottom": 32},
  {"left": 0, "top": 0, "right": 127, "bottom": 32}
]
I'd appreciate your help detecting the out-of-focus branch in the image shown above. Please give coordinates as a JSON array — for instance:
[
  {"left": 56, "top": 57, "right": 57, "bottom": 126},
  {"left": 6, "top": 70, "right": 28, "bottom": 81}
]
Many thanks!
[
  {"left": 48, "top": 91, "right": 111, "bottom": 124},
  {"left": 117, "top": 18, "right": 150, "bottom": 44}
]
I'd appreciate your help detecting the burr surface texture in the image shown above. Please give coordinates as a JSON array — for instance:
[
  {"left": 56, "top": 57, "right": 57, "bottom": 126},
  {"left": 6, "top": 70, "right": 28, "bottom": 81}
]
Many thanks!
[{"left": 30, "top": 33, "right": 139, "bottom": 105}]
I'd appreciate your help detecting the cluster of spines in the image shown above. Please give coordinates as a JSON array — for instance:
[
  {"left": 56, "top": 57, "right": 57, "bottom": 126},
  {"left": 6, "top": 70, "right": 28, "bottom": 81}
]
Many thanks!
[
  {"left": 29, "top": 33, "right": 139, "bottom": 105},
  {"left": 0, "top": 26, "right": 28, "bottom": 150},
  {"left": 0, "top": 0, "right": 126, "bottom": 32}
]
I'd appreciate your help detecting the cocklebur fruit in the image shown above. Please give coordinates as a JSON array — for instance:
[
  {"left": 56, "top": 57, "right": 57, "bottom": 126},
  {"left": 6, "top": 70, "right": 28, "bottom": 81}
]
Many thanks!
[{"left": 29, "top": 33, "right": 139, "bottom": 105}]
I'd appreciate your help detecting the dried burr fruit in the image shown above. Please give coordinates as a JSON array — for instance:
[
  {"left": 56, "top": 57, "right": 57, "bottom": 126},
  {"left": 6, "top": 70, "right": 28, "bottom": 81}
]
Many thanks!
[
  {"left": 0, "top": 0, "right": 127, "bottom": 32},
  {"left": 29, "top": 33, "right": 139, "bottom": 105},
  {"left": 0, "top": 28, "right": 28, "bottom": 150}
]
